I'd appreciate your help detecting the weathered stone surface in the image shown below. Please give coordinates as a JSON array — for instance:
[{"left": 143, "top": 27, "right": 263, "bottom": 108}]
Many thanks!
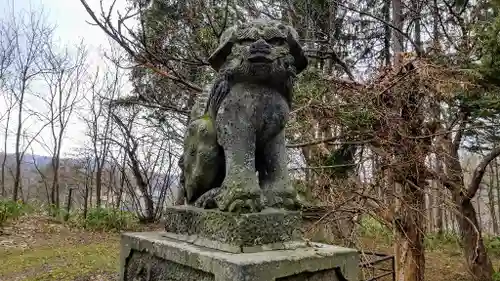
[
  {"left": 120, "top": 231, "right": 359, "bottom": 281},
  {"left": 163, "top": 205, "right": 302, "bottom": 253},
  {"left": 277, "top": 268, "right": 341, "bottom": 281},
  {"left": 124, "top": 250, "right": 214, "bottom": 281},
  {"left": 178, "top": 20, "right": 309, "bottom": 213}
]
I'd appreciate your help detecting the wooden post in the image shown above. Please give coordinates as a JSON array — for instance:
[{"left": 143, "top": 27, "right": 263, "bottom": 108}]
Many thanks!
[{"left": 64, "top": 187, "right": 73, "bottom": 222}]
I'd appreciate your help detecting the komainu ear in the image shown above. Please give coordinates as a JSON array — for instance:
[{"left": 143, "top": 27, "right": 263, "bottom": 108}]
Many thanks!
[
  {"left": 286, "top": 27, "right": 308, "bottom": 74},
  {"left": 208, "top": 26, "right": 237, "bottom": 72}
]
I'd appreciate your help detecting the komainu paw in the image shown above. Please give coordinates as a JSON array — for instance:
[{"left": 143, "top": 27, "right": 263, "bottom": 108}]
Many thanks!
[
  {"left": 263, "top": 186, "right": 300, "bottom": 211},
  {"left": 215, "top": 175, "right": 263, "bottom": 213}
]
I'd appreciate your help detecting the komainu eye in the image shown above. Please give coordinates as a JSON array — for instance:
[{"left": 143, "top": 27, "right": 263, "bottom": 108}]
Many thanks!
[{"left": 267, "top": 37, "right": 285, "bottom": 46}]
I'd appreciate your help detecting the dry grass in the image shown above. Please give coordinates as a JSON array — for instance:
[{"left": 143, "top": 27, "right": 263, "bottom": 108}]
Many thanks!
[
  {"left": 1, "top": 214, "right": 499, "bottom": 281},
  {"left": 0, "top": 215, "right": 120, "bottom": 281},
  {"left": 305, "top": 220, "right": 500, "bottom": 281}
]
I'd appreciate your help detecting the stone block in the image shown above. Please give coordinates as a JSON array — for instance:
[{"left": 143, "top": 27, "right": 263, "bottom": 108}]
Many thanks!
[
  {"left": 120, "top": 232, "right": 359, "bottom": 281},
  {"left": 163, "top": 205, "right": 303, "bottom": 253}
]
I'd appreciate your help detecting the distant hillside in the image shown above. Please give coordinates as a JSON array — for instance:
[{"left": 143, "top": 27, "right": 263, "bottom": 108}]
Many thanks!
[
  {"left": 0, "top": 153, "right": 80, "bottom": 171},
  {"left": 0, "top": 152, "right": 180, "bottom": 187}
]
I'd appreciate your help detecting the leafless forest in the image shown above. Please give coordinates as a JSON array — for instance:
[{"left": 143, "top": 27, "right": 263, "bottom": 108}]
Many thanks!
[{"left": 2, "top": 0, "right": 500, "bottom": 280}]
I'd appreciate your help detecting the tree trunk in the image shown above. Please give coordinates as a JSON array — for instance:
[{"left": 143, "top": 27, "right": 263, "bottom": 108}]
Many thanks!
[
  {"left": 476, "top": 196, "right": 482, "bottom": 228},
  {"left": 495, "top": 159, "right": 500, "bottom": 232},
  {"left": 392, "top": 0, "right": 403, "bottom": 66},
  {"left": 455, "top": 194, "right": 494, "bottom": 281},
  {"left": 50, "top": 155, "right": 61, "bottom": 213},
  {"left": 129, "top": 154, "right": 155, "bottom": 222},
  {"left": 64, "top": 188, "right": 73, "bottom": 222},
  {"left": 432, "top": 0, "right": 440, "bottom": 50},
  {"left": 83, "top": 182, "right": 89, "bottom": 219},
  {"left": 95, "top": 159, "right": 103, "bottom": 208},
  {"left": 382, "top": 0, "right": 391, "bottom": 65},
  {"left": 427, "top": 183, "right": 434, "bottom": 233},
  {"left": 389, "top": 1, "right": 426, "bottom": 276},
  {"left": 488, "top": 166, "right": 498, "bottom": 234},
  {"left": 392, "top": 164, "right": 426, "bottom": 281},
  {"left": 116, "top": 154, "right": 128, "bottom": 209},
  {"left": 435, "top": 159, "right": 445, "bottom": 235},
  {"left": 1, "top": 107, "right": 12, "bottom": 197},
  {"left": 13, "top": 78, "right": 27, "bottom": 201},
  {"left": 393, "top": 163, "right": 426, "bottom": 281},
  {"left": 1, "top": 153, "right": 6, "bottom": 197},
  {"left": 116, "top": 182, "right": 123, "bottom": 209},
  {"left": 108, "top": 165, "right": 116, "bottom": 207},
  {"left": 444, "top": 205, "right": 449, "bottom": 232},
  {"left": 441, "top": 133, "right": 495, "bottom": 281}
]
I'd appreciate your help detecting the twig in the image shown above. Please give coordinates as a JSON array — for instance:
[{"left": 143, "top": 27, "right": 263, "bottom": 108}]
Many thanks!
[{"left": 286, "top": 134, "right": 371, "bottom": 148}]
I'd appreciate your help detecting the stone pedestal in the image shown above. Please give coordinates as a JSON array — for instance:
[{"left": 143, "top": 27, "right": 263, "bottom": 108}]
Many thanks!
[{"left": 120, "top": 206, "right": 359, "bottom": 281}]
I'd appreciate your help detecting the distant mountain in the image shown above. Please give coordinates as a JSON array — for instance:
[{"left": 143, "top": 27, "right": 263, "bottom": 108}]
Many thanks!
[
  {"left": 0, "top": 152, "right": 180, "bottom": 185},
  {"left": 22, "top": 154, "right": 53, "bottom": 167},
  {"left": 0, "top": 153, "right": 82, "bottom": 171}
]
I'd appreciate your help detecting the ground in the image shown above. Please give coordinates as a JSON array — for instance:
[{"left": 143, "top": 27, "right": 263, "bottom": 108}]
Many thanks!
[
  {"left": 359, "top": 236, "right": 487, "bottom": 281},
  {"left": 0, "top": 215, "right": 161, "bottom": 281},
  {"left": 0, "top": 215, "right": 499, "bottom": 281}
]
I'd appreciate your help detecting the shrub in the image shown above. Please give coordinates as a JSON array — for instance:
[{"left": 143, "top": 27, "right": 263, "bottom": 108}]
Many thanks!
[
  {"left": 484, "top": 236, "right": 500, "bottom": 257},
  {"left": 358, "top": 215, "right": 393, "bottom": 243},
  {"left": 424, "top": 232, "right": 461, "bottom": 252},
  {"left": 0, "top": 199, "right": 32, "bottom": 227},
  {"left": 46, "top": 204, "right": 72, "bottom": 221},
  {"left": 82, "top": 207, "right": 138, "bottom": 232}
]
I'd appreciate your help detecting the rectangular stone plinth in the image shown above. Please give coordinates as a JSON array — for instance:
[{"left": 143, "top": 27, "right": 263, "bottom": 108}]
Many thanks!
[
  {"left": 163, "top": 205, "right": 302, "bottom": 253},
  {"left": 120, "top": 232, "right": 359, "bottom": 281}
]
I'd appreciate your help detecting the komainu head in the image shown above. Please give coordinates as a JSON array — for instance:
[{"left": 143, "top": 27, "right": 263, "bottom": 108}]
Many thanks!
[{"left": 208, "top": 20, "right": 308, "bottom": 86}]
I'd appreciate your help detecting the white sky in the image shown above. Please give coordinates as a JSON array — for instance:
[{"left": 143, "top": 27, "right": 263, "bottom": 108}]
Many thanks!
[{"left": 0, "top": 0, "right": 129, "bottom": 157}]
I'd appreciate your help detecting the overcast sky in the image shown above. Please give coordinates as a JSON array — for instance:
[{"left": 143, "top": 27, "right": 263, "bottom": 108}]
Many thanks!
[{"left": 0, "top": 0, "right": 129, "bottom": 157}]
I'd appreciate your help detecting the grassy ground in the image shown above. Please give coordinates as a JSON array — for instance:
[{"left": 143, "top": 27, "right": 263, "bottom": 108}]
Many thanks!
[
  {"left": 358, "top": 235, "right": 476, "bottom": 281},
  {"left": 360, "top": 235, "right": 500, "bottom": 281},
  {"left": 0, "top": 215, "right": 121, "bottom": 281},
  {"left": 305, "top": 221, "right": 500, "bottom": 281},
  {"left": 1, "top": 214, "right": 499, "bottom": 281}
]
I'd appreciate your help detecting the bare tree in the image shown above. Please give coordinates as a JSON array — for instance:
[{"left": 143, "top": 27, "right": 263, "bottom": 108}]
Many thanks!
[
  {"left": 436, "top": 129, "right": 497, "bottom": 280},
  {"left": 0, "top": 90, "right": 17, "bottom": 197},
  {"left": 82, "top": 52, "right": 124, "bottom": 208},
  {"left": 0, "top": 18, "right": 15, "bottom": 83},
  {"left": 108, "top": 104, "right": 179, "bottom": 222},
  {"left": 80, "top": 149, "right": 95, "bottom": 219},
  {"left": 36, "top": 42, "right": 88, "bottom": 211},
  {"left": 78, "top": 0, "right": 205, "bottom": 93},
  {"left": 0, "top": 10, "right": 17, "bottom": 198},
  {"left": 487, "top": 164, "right": 498, "bottom": 234},
  {"left": 4, "top": 6, "right": 54, "bottom": 201}
]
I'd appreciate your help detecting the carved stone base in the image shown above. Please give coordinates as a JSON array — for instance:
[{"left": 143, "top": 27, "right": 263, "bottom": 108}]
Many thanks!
[
  {"left": 163, "top": 205, "right": 302, "bottom": 253},
  {"left": 120, "top": 232, "right": 359, "bottom": 281}
]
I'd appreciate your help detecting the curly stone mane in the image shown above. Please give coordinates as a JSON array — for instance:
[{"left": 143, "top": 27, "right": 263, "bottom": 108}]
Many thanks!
[{"left": 205, "top": 65, "right": 297, "bottom": 119}]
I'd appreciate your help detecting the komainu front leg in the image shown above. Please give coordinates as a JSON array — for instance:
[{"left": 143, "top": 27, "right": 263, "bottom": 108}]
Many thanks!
[
  {"left": 214, "top": 113, "right": 263, "bottom": 213},
  {"left": 259, "top": 132, "right": 299, "bottom": 210}
]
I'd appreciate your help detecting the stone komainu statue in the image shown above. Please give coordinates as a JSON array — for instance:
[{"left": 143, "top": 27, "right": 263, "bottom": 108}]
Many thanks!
[{"left": 179, "top": 20, "right": 308, "bottom": 213}]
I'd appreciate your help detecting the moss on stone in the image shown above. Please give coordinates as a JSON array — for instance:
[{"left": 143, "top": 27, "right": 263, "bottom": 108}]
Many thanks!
[
  {"left": 163, "top": 206, "right": 301, "bottom": 247},
  {"left": 182, "top": 117, "right": 224, "bottom": 202}
]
